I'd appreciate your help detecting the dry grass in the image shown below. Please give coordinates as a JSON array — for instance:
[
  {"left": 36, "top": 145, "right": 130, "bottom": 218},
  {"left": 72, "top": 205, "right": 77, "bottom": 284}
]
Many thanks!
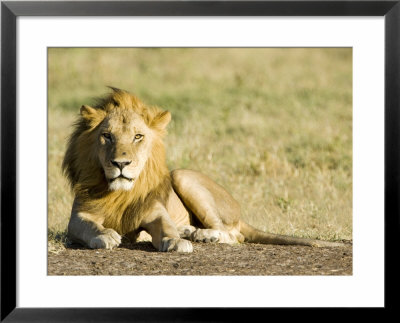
[{"left": 48, "top": 48, "right": 352, "bottom": 243}]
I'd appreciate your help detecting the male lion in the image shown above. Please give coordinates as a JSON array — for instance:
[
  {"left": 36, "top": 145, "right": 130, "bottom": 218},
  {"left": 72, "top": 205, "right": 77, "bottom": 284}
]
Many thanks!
[{"left": 63, "top": 87, "right": 343, "bottom": 252}]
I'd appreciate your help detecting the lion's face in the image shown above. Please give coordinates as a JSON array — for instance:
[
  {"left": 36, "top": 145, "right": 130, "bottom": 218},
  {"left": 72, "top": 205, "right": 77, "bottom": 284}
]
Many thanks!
[
  {"left": 67, "top": 90, "right": 172, "bottom": 193},
  {"left": 96, "top": 108, "right": 155, "bottom": 191}
]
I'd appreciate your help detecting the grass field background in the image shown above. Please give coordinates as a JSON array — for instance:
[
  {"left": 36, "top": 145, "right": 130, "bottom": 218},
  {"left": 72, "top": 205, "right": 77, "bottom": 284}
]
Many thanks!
[{"left": 48, "top": 48, "right": 352, "bottom": 246}]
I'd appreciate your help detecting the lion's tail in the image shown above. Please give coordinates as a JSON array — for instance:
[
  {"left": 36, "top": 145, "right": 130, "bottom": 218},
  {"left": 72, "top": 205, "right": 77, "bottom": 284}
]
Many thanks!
[{"left": 239, "top": 220, "right": 344, "bottom": 247}]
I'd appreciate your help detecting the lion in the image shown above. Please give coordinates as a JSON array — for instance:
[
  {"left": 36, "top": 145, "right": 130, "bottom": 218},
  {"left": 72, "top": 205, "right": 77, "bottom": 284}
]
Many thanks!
[{"left": 62, "top": 87, "right": 343, "bottom": 252}]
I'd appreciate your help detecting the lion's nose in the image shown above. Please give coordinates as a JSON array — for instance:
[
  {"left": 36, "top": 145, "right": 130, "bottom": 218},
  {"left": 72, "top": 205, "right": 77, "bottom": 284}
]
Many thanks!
[{"left": 111, "top": 160, "right": 132, "bottom": 170}]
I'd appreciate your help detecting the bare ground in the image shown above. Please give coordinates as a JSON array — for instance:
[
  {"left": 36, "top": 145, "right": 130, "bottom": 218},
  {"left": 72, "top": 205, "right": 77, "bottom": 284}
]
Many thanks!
[{"left": 48, "top": 240, "right": 352, "bottom": 276}]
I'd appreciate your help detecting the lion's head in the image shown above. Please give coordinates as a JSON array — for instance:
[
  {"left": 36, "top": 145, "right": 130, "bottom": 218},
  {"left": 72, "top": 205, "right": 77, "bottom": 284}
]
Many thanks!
[{"left": 62, "top": 88, "right": 171, "bottom": 199}]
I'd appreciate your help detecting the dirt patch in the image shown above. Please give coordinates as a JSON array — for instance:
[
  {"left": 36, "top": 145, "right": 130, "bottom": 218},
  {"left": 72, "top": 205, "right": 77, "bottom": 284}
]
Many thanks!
[{"left": 48, "top": 241, "right": 352, "bottom": 276}]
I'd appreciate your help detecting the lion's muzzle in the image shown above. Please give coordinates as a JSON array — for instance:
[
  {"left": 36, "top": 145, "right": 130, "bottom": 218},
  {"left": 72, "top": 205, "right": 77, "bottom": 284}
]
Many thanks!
[{"left": 105, "top": 159, "right": 136, "bottom": 191}]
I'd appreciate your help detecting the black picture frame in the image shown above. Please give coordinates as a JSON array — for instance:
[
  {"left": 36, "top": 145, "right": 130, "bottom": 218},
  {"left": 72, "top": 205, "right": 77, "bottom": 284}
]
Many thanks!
[{"left": 1, "top": 1, "right": 398, "bottom": 321}]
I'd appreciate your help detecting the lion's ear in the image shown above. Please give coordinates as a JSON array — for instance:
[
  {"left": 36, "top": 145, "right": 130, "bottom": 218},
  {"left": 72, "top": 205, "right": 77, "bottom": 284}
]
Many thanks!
[
  {"left": 80, "top": 105, "right": 98, "bottom": 119},
  {"left": 151, "top": 111, "right": 171, "bottom": 130},
  {"left": 80, "top": 105, "right": 105, "bottom": 127}
]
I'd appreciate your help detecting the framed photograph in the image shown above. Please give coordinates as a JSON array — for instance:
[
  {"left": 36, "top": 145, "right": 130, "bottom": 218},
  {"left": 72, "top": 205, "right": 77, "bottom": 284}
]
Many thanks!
[{"left": 1, "top": 0, "right": 398, "bottom": 320}]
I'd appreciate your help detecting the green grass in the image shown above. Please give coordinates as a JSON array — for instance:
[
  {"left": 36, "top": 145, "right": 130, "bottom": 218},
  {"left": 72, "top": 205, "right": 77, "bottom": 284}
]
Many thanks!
[{"left": 48, "top": 48, "right": 352, "bottom": 246}]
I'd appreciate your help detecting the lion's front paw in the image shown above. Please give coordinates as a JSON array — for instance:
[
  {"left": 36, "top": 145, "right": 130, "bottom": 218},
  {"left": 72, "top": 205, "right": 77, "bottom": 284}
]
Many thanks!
[
  {"left": 161, "top": 238, "right": 193, "bottom": 253},
  {"left": 89, "top": 228, "right": 121, "bottom": 249}
]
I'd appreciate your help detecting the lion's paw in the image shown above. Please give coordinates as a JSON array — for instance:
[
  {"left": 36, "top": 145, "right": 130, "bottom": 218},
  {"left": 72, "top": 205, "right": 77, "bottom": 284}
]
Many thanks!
[
  {"left": 89, "top": 228, "right": 121, "bottom": 249},
  {"left": 191, "top": 229, "right": 220, "bottom": 243},
  {"left": 178, "top": 225, "right": 196, "bottom": 239},
  {"left": 161, "top": 238, "right": 193, "bottom": 253}
]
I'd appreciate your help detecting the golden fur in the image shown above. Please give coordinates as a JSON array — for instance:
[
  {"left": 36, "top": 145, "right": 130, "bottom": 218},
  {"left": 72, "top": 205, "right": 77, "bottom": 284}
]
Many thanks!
[{"left": 63, "top": 88, "right": 344, "bottom": 252}]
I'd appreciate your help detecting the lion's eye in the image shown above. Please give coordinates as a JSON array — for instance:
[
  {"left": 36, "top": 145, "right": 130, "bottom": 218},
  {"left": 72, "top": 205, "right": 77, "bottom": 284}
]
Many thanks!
[
  {"left": 102, "top": 133, "right": 112, "bottom": 140},
  {"left": 134, "top": 134, "right": 144, "bottom": 142}
]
